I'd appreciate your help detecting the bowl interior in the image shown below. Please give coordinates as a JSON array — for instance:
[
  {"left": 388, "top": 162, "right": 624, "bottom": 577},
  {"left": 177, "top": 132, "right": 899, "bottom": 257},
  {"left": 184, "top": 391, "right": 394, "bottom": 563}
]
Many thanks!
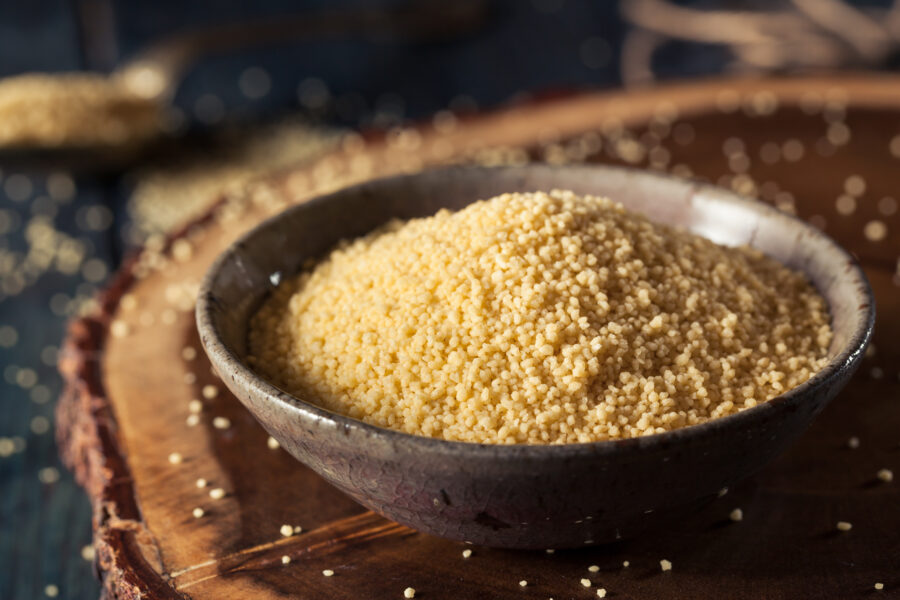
[{"left": 201, "top": 164, "right": 872, "bottom": 432}]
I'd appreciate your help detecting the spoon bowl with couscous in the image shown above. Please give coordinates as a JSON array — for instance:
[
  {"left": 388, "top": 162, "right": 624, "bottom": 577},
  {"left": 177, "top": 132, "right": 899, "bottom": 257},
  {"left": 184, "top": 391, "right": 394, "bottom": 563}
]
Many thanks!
[{"left": 197, "top": 164, "right": 873, "bottom": 549}]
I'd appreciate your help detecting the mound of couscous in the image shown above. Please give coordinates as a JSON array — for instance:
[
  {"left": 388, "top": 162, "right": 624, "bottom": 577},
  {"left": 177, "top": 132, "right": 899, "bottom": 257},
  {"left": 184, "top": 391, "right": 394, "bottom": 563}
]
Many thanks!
[{"left": 248, "top": 190, "right": 831, "bottom": 444}]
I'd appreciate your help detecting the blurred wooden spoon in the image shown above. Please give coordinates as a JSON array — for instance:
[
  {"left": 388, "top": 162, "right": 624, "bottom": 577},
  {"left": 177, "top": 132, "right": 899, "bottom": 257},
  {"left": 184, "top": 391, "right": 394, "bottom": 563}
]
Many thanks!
[{"left": 0, "top": 1, "right": 488, "bottom": 171}]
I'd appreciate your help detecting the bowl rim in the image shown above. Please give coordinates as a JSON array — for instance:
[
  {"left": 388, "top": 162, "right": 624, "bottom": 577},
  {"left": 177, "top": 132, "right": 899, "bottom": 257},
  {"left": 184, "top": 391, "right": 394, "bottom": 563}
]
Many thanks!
[{"left": 196, "top": 164, "right": 875, "bottom": 457}]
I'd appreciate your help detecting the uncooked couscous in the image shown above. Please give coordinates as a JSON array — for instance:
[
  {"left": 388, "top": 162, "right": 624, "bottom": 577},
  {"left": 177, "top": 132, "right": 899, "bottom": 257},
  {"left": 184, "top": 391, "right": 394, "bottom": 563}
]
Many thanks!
[
  {"left": 0, "top": 73, "right": 161, "bottom": 148},
  {"left": 248, "top": 190, "right": 831, "bottom": 444}
]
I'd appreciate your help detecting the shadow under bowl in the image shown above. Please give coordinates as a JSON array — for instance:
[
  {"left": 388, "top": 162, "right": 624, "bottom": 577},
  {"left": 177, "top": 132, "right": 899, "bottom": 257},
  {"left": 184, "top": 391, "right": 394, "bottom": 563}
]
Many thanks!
[{"left": 197, "top": 164, "right": 873, "bottom": 549}]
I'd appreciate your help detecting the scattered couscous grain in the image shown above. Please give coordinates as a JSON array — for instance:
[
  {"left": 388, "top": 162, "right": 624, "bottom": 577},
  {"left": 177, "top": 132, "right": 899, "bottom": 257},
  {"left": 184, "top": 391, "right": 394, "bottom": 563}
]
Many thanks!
[
  {"left": 267, "top": 436, "right": 280, "bottom": 450},
  {"left": 280, "top": 524, "right": 294, "bottom": 537},
  {"left": 580, "top": 578, "right": 592, "bottom": 588},
  {"left": 588, "top": 565, "right": 600, "bottom": 573},
  {"left": 847, "top": 436, "right": 860, "bottom": 449},
  {"left": 188, "top": 399, "right": 203, "bottom": 413},
  {"left": 519, "top": 580, "right": 528, "bottom": 587},
  {"left": 622, "top": 561, "right": 630, "bottom": 568},
  {"left": 192, "top": 507, "right": 204, "bottom": 518},
  {"left": 323, "top": 569, "right": 334, "bottom": 577},
  {"left": 202, "top": 385, "right": 219, "bottom": 399},
  {"left": 209, "top": 487, "right": 225, "bottom": 500},
  {"left": 294, "top": 525, "right": 303, "bottom": 534},
  {"left": 81, "top": 545, "right": 95, "bottom": 561},
  {"left": 281, "top": 555, "right": 291, "bottom": 565},
  {"left": 836, "top": 521, "right": 853, "bottom": 532},
  {"left": 186, "top": 414, "right": 200, "bottom": 427},
  {"left": 195, "top": 478, "right": 207, "bottom": 488},
  {"left": 249, "top": 191, "right": 831, "bottom": 444},
  {"left": 38, "top": 467, "right": 60, "bottom": 484},
  {"left": 44, "top": 584, "right": 59, "bottom": 598},
  {"left": 168, "top": 452, "right": 182, "bottom": 465},
  {"left": 729, "top": 508, "right": 743, "bottom": 522},
  {"left": 462, "top": 549, "right": 472, "bottom": 558},
  {"left": 660, "top": 559, "right": 672, "bottom": 572},
  {"left": 597, "top": 589, "right": 607, "bottom": 598},
  {"left": 875, "top": 583, "right": 884, "bottom": 590},
  {"left": 545, "top": 549, "right": 555, "bottom": 554},
  {"left": 212, "top": 416, "right": 230, "bottom": 430},
  {"left": 876, "top": 468, "right": 893, "bottom": 483},
  {"left": 404, "top": 587, "right": 416, "bottom": 598},
  {"left": 110, "top": 321, "right": 129, "bottom": 338}
]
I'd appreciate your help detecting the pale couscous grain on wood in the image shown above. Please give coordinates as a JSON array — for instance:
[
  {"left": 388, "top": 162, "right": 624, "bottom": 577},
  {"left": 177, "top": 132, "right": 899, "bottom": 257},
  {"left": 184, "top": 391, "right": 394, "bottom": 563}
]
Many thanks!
[{"left": 248, "top": 190, "right": 831, "bottom": 444}]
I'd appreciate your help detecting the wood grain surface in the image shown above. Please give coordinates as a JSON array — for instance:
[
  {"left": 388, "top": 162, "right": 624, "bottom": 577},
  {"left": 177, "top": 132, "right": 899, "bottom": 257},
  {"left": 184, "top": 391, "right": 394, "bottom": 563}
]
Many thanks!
[{"left": 58, "top": 75, "right": 900, "bottom": 599}]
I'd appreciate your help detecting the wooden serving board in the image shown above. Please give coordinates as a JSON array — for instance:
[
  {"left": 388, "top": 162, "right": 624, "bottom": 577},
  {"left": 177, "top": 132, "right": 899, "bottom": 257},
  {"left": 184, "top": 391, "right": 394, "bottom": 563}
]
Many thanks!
[{"left": 58, "top": 75, "right": 900, "bottom": 600}]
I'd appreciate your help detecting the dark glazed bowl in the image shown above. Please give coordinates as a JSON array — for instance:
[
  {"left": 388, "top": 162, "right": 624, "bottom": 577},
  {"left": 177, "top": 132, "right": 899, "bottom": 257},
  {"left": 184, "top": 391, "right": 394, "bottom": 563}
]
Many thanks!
[{"left": 197, "top": 165, "right": 874, "bottom": 549}]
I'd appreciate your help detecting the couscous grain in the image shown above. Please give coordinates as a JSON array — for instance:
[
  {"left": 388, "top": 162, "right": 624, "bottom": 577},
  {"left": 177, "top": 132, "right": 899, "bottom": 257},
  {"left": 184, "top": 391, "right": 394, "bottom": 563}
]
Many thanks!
[
  {"left": 249, "top": 191, "right": 831, "bottom": 444},
  {"left": 81, "top": 545, "right": 95, "bottom": 561}
]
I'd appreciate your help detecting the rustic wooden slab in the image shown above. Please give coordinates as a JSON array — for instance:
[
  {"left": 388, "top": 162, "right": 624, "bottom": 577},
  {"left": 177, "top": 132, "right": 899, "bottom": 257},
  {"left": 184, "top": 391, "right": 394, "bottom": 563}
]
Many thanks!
[{"left": 59, "top": 76, "right": 899, "bottom": 599}]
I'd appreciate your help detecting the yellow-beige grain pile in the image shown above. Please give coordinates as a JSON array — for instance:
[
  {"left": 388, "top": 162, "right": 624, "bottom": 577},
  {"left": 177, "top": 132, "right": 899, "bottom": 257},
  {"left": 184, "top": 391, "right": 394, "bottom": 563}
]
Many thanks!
[
  {"left": 249, "top": 190, "right": 832, "bottom": 444},
  {"left": 0, "top": 73, "right": 161, "bottom": 148}
]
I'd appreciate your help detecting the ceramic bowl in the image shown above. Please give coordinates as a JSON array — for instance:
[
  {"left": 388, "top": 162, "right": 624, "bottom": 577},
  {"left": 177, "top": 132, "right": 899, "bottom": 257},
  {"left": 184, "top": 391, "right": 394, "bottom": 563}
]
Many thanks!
[{"left": 197, "top": 165, "right": 874, "bottom": 549}]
